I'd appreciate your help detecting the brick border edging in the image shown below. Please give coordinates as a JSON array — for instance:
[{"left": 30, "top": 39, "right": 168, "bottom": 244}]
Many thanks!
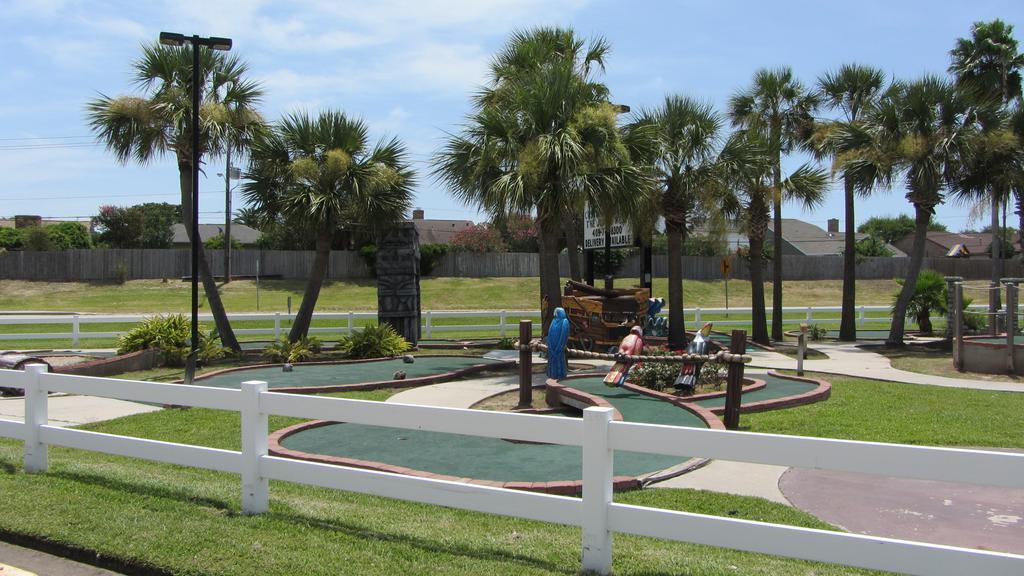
[
  {"left": 179, "top": 355, "right": 515, "bottom": 394},
  {"left": 51, "top": 349, "right": 157, "bottom": 376},
  {"left": 703, "top": 370, "right": 831, "bottom": 415}
]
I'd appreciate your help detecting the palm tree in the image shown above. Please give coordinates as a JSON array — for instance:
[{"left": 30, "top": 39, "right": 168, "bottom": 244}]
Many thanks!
[
  {"left": 630, "top": 96, "right": 732, "bottom": 349},
  {"left": 719, "top": 132, "right": 827, "bottom": 345},
  {"left": 729, "top": 67, "right": 821, "bottom": 341},
  {"left": 858, "top": 78, "right": 974, "bottom": 345},
  {"left": 816, "top": 64, "right": 887, "bottom": 341},
  {"left": 244, "top": 111, "right": 414, "bottom": 341},
  {"left": 86, "top": 42, "right": 264, "bottom": 352},
  {"left": 435, "top": 27, "right": 654, "bottom": 333},
  {"left": 950, "top": 19, "right": 1024, "bottom": 314}
]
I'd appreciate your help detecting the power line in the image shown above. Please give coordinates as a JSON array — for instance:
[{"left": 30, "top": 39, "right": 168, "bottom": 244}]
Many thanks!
[
  {"left": 0, "top": 135, "right": 93, "bottom": 141},
  {"left": 0, "top": 143, "right": 101, "bottom": 151}
]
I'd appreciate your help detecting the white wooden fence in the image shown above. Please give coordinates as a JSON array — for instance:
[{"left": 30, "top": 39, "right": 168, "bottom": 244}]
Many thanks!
[
  {"left": 1, "top": 365, "right": 1022, "bottom": 575},
  {"left": 0, "top": 304, "right": 988, "bottom": 346}
]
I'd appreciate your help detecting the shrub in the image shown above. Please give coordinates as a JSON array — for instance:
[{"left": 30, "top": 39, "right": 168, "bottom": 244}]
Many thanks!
[
  {"left": 22, "top": 226, "right": 54, "bottom": 251},
  {"left": 594, "top": 247, "right": 632, "bottom": 276},
  {"left": 697, "top": 361, "right": 726, "bottom": 389},
  {"left": 0, "top": 228, "right": 23, "bottom": 250},
  {"left": 807, "top": 324, "right": 828, "bottom": 341},
  {"left": 626, "top": 349, "right": 676, "bottom": 391},
  {"left": 204, "top": 233, "right": 243, "bottom": 250},
  {"left": 117, "top": 314, "right": 227, "bottom": 366},
  {"left": 47, "top": 222, "right": 92, "bottom": 250},
  {"left": 496, "top": 337, "right": 517, "bottom": 350},
  {"left": 339, "top": 323, "right": 410, "bottom": 359},
  {"left": 451, "top": 224, "right": 507, "bottom": 253},
  {"left": 419, "top": 243, "right": 449, "bottom": 276},
  {"left": 894, "top": 270, "right": 946, "bottom": 334},
  {"left": 263, "top": 336, "right": 322, "bottom": 363},
  {"left": 358, "top": 244, "right": 378, "bottom": 277}
]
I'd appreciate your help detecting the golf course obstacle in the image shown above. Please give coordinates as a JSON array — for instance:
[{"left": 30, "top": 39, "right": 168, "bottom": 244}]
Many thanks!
[{"left": 953, "top": 279, "right": 1024, "bottom": 375}]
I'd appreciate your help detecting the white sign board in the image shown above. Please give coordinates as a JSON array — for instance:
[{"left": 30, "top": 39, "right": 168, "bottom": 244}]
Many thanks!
[{"left": 584, "top": 213, "right": 632, "bottom": 249}]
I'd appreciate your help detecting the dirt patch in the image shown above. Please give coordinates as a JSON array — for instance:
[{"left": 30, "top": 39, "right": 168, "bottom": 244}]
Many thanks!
[{"left": 472, "top": 389, "right": 575, "bottom": 414}]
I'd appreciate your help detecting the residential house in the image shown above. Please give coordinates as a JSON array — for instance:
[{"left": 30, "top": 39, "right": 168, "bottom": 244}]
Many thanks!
[
  {"left": 709, "top": 218, "right": 905, "bottom": 257},
  {"left": 893, "top": 231, "right": 999, "bottom": 259},
  {"left": 171, "top": 223, "right": 262, "bottom": 246},
  {"left": 408, "top": 209, "right": 474, "bottom": 245}
]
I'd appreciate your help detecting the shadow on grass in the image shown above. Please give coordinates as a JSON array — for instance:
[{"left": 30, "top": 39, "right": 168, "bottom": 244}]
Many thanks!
[{"left": 42, "top": 466, "right": 573, "bottom": 575}]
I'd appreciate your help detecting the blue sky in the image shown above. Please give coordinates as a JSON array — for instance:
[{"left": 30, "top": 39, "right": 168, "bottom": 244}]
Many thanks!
[{"left": 1, "top": 0, "right": 1020, "bottom": 231}]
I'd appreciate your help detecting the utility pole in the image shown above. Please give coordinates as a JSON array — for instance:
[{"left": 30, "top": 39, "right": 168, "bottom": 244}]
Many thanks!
[{"left": 224, "top": 145, "right": 233, "bottom": 283}]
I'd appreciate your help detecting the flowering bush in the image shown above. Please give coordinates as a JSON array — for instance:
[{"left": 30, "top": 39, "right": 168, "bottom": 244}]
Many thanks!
[{"left": 451, "top": 224, "right": 507, "bottom": 253}]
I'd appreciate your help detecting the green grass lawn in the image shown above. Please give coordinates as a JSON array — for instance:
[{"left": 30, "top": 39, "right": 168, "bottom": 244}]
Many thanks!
[
  {"left": 0, "top": 277, "right": 904, "bottom": 313},
  {"left": 0, "top": 387, "right": 887, "bottom": 576},
  {"left": 742, "top": 371, "right": 1024, "bottom": 448}
]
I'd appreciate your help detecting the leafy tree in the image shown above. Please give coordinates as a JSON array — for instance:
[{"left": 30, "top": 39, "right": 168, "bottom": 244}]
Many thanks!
[
  {"left": 849, "top": 236, "right": 895, "bottom": 263},
  {"left": 86, "top": 41, "right": 265, "bottom": 352},
  {"left": 93, "top": 205, "right": 144, "bottom": 248},
  {"left": 815, "top": 64, "right": 886, "bottom": 341},
  {"left": 857, "top": 215, "right": 946, "bottom": 244},
  {"left": 434, "top": 27, "right": 656, "bottom": 333},
  {"left": 730, "top": 67, "right": 822, "bottom": 341},
  {"left": 46, "top": 222, "right": 92, "bottom": 250},
  {"left": 244, "top": 110, "right": 414, "bottom": 341},
  {"left": 630, "top": 95, "right": 751, "bottom": 348},
  {"left": 855, "top": 77, "right": 974, "bottom": 345},
  {"left": 493, "top": 213, "right": 539, "bottom": 252},
  {"left": 137, "top": 202, "right": 180, "bottom": 248},
  {"left": 950, "top": 19, "right": 1024, "bottom": 310},
  {"left": 450, "top": 224, "right": 507, "bottom": 253}
]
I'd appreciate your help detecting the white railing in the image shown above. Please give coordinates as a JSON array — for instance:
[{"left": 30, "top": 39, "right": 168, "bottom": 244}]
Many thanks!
[
  {"left": 0, "top": 304, "right": 996, "bottom": 346},
  {"left": 0, "top": 365, "right": 1022, "bottom": 575}
]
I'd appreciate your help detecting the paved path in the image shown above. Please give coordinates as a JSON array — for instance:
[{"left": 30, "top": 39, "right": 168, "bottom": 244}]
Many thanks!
[
  {"left": 0, "top": 541, "right": 124, "bottom": 576},
  {"left": 748, "top": 342, "right": 1024, "bottom": 392},
  {"left": 0, "top": 394, "right": 160, "bottom": 426}
]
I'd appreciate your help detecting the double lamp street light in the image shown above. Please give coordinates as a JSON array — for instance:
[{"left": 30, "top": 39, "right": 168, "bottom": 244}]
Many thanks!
[{"left": 159, "top": 32, "right": 232, "bottom": 384}]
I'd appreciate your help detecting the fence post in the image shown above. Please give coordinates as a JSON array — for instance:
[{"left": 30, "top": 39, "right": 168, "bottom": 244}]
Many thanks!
[
  {"left": 347, "top": 311, "right": 355, "bottom": 335},
  {"left": 581, "top": 406, "right": 614, "bottom": 575},
  {"left": 71, "top": 315, "right": 80, "bottom": 348},
  {"left": 273, "top": 313, "right": 281, "bottom": 340},
  {"left": 23, "top": 364, "right": 49, "bottom": 473},
  {"left": 724, "top": 330, "right": 747, "bottom": 430},
  {"left": 694, "top": 308, "right": 702, "bottom": 325},
  {"left": 858, "top": 306, "right": 865, "bottom": 326},
  {"left": 518, "top": 320, "right": 532, "bottom": 408},
  {"left": 944, "top": 276, "right": 963, "bottom": 340},
  {"left": 241, "top": 380, "right": 269, "bottom": 514},
  {"left": 500, "top": 311, "right": 508, "bottom": 338},
  {"left": 953, "top": 283, "right": 964, "bottom": 371},
  {"left": 806, "top": 307, "right": 813, "bottom": 323},
  {"left": 425, "top": 311, "right": 433, "bottom": 339},
  {"left": 797, "top": 324, "right": 808, "bottom": 377},
  {"left": 1006, "top": 282, "right": 1017, "bottom": 374}
]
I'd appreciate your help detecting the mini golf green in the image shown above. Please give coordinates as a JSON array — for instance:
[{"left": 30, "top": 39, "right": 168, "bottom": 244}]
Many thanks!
[
  {"left": 195, "top": 356, "right": 508, "bottom": 390},
  {"left": 277, "top": 373, "right": 820, "bottom": 483},
  {"left": 693, "top": 373, "right": 817, "bottom": 409}
]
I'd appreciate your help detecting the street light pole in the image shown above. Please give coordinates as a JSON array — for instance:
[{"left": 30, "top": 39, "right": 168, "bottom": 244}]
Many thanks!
[{"left": 160, "top": 32, "right": 232, "bottom": 384}]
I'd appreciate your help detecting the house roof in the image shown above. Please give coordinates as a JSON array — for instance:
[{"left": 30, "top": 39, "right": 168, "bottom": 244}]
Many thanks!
[
  {"left": 171, "top": 223, "right": 261, "bottom": 245},
  {"left": 409, "top": 218, "right": 474, "bottom": 245},
  {"left": 918, "top": 232, "right": 994, "bottom": 256},
  {"left": 698, "top": 218, "right": 906, "bottom": 257}
]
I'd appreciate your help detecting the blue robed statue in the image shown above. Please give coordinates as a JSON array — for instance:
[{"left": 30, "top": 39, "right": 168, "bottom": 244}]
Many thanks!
[{"left": 546, "top": 307, "right": 570, "bottom": 379}]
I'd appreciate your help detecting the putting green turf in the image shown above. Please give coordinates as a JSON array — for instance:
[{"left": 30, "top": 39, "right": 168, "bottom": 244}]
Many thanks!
[
  {"left": 278, "top": 373, "right": 820, "bottom": 483},
  {"left": 693, "top": 373, "right": 817, "bottom": 409},
  {"left": 195, "top": 356, "right": 507, "bottom": 389}
]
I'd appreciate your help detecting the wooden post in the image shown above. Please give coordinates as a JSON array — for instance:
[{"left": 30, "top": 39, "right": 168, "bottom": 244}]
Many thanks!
[
  {"left": 797, "top": 323, "right": 808, "bottom": 377},
  {"left": 953, "top": 283, "right": 964, "bottom": 372},
  {"left": 723, "top": 329, "right": 746, "bottom": 430},
  {"left": 518, "top": 320, "right": 533, "bottom": 408},
  {"left": 1006, "top": 282, "right": 1017, "bottom": 374}
]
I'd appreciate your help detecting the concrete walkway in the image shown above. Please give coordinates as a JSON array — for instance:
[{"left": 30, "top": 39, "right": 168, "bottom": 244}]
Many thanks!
[
  {"left": 0, "top": 541, "right": 124, "bottom": 576},
  {"left": 0, "top": 394, "right": 160, "bottom": 426},
  {"left": 748, "top": 342, "right": 1024, "bottom": 392}
]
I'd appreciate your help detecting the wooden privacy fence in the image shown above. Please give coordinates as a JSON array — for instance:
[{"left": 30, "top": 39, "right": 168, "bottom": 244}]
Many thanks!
[
  {"left": 0, "top": 249, "right": 1015, "bottom": 281},
  {"left": 1, "top": 365, "right": 1023, "bottom": 575}
]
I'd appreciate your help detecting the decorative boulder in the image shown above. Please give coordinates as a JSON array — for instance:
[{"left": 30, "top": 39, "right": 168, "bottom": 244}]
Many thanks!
[
  {"left": 282, "top": 363, "right": 293, "bottom": 372},
  {"left": 393, "top": 370, "right": 407, "bottom": 380},
  {"left": 402, "top": 355, "right": 415, "bottom": 364}
]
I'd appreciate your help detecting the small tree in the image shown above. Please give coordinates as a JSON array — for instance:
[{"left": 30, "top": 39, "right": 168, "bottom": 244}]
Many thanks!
[
  {"left": 857, "top": 215, "right": 947, "bottom": 245},
  {"left": 204, "top": 233, "right": 242, "bottom": 250},
  {"left": 893, "top": 269, "right": 947, "bottom": 334},
  {"left": 22, "top": 226, "right": 54, "bottom": 251},
  {"left": 93, "top": 205, "right": 144, "bottom": 248}
]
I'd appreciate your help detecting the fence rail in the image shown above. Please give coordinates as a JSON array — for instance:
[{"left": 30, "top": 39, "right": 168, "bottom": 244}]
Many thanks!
[
  {"left": 0, "top": 304, "right": 978, "bottom": 346},
  {"left": 0, "top": 249, "right": 1016, "bottom": 281},
  {"left": 0, "top": 365, "right": 1022, "bottom": 575}
]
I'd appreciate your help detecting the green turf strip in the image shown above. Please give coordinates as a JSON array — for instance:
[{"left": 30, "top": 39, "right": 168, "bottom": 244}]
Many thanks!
[
  {"left": 694, "top": 373, "right": 817, "bottom": 409},
  {"left": 195, "top": 356, "right": 506, "bottom": 389}
]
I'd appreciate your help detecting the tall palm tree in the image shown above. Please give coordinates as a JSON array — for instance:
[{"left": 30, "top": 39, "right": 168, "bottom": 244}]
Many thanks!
[
  {"left": 858, "top": 78, "right": 974, "bottom": 345},
  {"left": 950, "top": 19, "right": 1024, "bottom": 313},
  {"left": 816, "top": 64, "right": 887, "bottom": 341},
  {"left": 86, "top": 42, "right": 265, "bottom": 352},
  {"left": 719, "top": 132, "right": 827, "bottom": 345},
  {"left": 435, "top": 27, "right": 654, "bottom": 333},
  {"left": 729, "top": 67, "right": 821, "bottom": 341},
  {"left": 631, "top": 96, "right": 731, "bottom": 349},
  {"left": 244, "top": 111, "right": 414, "bottom": 341}
]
